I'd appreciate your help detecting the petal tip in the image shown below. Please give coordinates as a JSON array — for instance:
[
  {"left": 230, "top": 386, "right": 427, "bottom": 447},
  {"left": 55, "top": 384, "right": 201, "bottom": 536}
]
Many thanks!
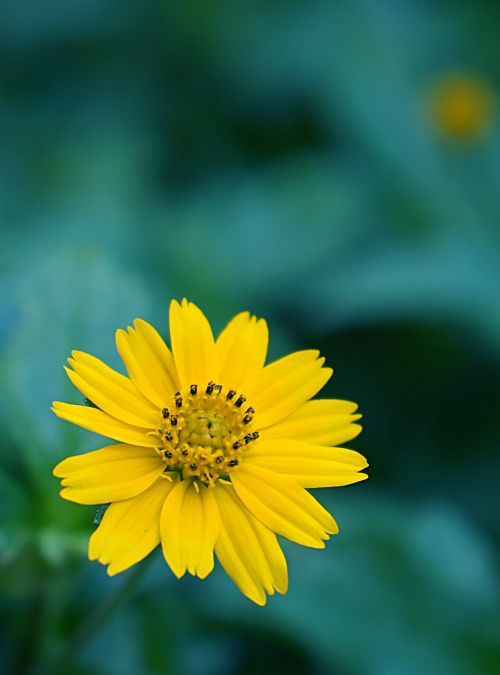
[
  {"left": 277, "top": 581, "right": 289, "bottom": 596},
  {"left": 248, "top": 591, "right": 267, "bottom": 606},
  {"left": 196, "top": 560, "right": 215, "bottom": 580},
  {"left": 88, "top": 533, "right": 100, "bottom": 560},
  {"left": 52, "top": 462, "right": 64, "bottom": 477},
  {"left": 328, "top": 522, "right": 340, "bottom": 535},
  {"left": 106, "top": 565, "right": 121, "bottom": 577},
  {"left": 133, "top": 317, "right": 147, "bottom": 330},
  {"left": 169, "top": 298, "right": 181, "bottom": 314}
]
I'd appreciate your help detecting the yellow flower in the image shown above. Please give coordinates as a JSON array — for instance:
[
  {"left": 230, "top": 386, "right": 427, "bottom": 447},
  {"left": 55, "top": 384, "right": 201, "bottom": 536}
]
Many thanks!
[
  {"left": 53, "top": 299, "right": 368, "bottom": 605},
  {"left": 428, "top": 73, "right": 494, "bottom": 141}
]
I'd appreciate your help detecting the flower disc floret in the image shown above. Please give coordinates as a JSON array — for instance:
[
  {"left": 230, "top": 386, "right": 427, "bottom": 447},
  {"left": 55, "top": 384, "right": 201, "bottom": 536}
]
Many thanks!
[{"left": 151, "top": 382, "right": 258, "bottom": 486}]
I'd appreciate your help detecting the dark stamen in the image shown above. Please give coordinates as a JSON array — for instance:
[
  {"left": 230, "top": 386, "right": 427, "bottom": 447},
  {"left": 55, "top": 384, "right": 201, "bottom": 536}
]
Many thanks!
[
  {"left": 226, "top": 390, "right": 236, "bottom": 401},
  {"left": 252, "top": 431, "right": 260, "bottom": 440},
  {"left": 171, "top": 416, "right": 177, "bottom": 426},
  {"left": 181, "top": 449, "right": 188, "bottom": 456},
  {"left": 165, "top": 432, "right": 173, "bottom": 441},
  {"left": 190, "top": 384, "right": 198, "bottom": 396},
  {"left": 232, "top": 441, "right": 242, "bottom": 450},
  {"left": 242, "top": 414, "right": 252, "bottom": 424},
  {"left": 162, "top": 408, "right": 169, "bottom": 419},
  {"left": 206, "top": 381, "right": 215, "bottom": 395},
  {"left": 235, "top": 395, "right": 246, "bottom": 408},
  {"left": 190, "top": 463, "right": 198, "bottom": 470},
  {"left": 215, "top": 455, "right": 224, "bottom": 463},
  {"left": 165, "top": 451, "right": 173, "bottom": 458},
  {"left": 244, "top": 434, "right": 253, "bottom": 444},
  {"left": 228, "top": 459, "right": 239, "bottom": 467}
]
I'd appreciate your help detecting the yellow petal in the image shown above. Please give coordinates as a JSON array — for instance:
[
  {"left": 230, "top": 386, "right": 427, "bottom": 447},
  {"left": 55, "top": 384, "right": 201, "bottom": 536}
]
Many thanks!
[
  {"left": 244, "top": 439, "right": 368, "bottom": 488},
  {"left": 216, "top": 312, "right": 268, "bottom": 390},
  {"left": 214, "top": 483, "right": 288, "bottom": 605},
  {"left": 89, "top": 476, "right": 175, "bottom": 575},
  {"left": 116, "top": 319, "right": 179, "bottom": 407},
  {"left": 51, "top": 402, "right": 156, "bottom": 447},
  {"left": 53, "top": 444, "right": 164, "bottom": 505},
  {"left": 66, "top": 351, "right": 159, "bottom": 427},
  {"left": 262, "top": 399, "right": 362, "bottom": 446},
  {"left": 232, "top": 463, "right": 338, "bottom": 548},
  {"left": 242, "top": 350, "right": 332, "bottom": 428},
  {"left": 160, "top": 480, "right": 219, "bottom": 579},
  {"left": 169, "top": 299, "right": 218, "bottom": 390}
]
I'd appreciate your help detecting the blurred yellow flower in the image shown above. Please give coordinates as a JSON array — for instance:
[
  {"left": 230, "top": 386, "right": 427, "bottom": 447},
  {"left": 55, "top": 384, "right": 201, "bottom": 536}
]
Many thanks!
[
  {"left": 428, "top": 73, "right": 494, "bottom": 140},
  {"left": 53, "top": 299, "right": 367, "bottom": 605}
]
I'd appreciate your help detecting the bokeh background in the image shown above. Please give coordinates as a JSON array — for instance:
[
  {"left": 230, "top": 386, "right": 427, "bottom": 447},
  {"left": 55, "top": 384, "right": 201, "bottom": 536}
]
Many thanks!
[{"left": 1, "top": 1, "right": 500, "bottom": 673}]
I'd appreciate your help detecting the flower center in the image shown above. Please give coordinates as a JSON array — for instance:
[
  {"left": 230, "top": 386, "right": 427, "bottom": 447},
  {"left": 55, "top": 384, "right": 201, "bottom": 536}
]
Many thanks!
[{"left": 151, "top": 382, "right": 259, "bottom": 487}]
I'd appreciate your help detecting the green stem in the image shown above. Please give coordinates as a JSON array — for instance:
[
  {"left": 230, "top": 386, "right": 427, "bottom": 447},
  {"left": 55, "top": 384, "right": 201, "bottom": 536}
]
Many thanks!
[{"left": 38, "top": 560, "right": 151, "bottom": 675}]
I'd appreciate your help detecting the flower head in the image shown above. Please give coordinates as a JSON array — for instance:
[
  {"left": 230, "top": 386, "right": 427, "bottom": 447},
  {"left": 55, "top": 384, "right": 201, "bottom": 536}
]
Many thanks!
[
  {"left": 53, "top": 299, "right": 368, "bottom": 604},
  {"left": 428, "top": 73, "right": 494, "bottom": 141}
]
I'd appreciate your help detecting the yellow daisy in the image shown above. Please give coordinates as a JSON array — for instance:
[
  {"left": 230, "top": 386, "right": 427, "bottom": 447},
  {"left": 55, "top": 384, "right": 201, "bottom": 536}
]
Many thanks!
[
  {"left": 428, "top": 73, "right": 494, "bottom": 141},
  {"left": 53, "top": 299, "right": 368, "bottom": 605}
]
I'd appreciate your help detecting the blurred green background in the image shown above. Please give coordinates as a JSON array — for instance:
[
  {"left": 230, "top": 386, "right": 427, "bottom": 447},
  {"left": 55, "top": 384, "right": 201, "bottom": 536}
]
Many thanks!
[{"left": 1, "top": 1, "right": 500, "bottom": 673}]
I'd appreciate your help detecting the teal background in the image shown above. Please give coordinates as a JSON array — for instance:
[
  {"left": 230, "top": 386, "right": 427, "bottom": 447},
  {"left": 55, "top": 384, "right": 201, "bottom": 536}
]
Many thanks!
[{"left": 1, "top": 1, "right": 500, "bottom": 673}]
